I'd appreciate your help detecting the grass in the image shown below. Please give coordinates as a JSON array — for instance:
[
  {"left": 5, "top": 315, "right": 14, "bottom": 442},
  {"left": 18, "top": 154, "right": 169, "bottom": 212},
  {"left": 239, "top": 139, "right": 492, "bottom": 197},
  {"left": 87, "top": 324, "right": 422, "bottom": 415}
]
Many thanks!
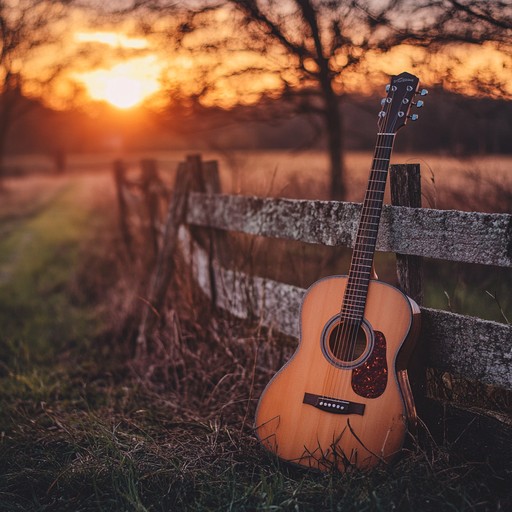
[
  {"left": 0, "top": 176, "right": 104, "bottom": 364},
  {"left": 2, "top": 310, "right": 510, "bottom": 511},
  {"left": 0, "top": 168, "right": 511, "bottom": 510}
]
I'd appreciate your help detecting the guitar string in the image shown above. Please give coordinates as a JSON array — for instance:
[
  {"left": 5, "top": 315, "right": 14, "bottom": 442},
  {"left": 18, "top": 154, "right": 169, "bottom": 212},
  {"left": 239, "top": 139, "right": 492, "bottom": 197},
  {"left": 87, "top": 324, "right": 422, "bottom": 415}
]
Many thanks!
[
  {"left": 333, "top": 131, "right": 394, "bottom": 404},
  {"left": 327, "top": 86, "right": 405, "bottom": 406},
  {"left": 336, "top": 88, "right": 406, "bottom": 403},
  {"left": 323, "top": 102, "right": 393, "bottom": 402},
  {"left": 322, "top": 88, "right": 396, "bottom": 403},
  {"left": 340, "top": 105, "right": 401, "bottom": 394}
]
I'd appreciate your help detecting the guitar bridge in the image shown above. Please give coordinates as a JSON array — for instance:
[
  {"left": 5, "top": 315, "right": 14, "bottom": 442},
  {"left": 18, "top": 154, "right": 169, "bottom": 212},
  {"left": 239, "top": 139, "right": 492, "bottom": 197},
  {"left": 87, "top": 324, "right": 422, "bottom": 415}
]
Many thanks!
[{"left": 303, "top": 392, "right": 365, "bottom": 416}]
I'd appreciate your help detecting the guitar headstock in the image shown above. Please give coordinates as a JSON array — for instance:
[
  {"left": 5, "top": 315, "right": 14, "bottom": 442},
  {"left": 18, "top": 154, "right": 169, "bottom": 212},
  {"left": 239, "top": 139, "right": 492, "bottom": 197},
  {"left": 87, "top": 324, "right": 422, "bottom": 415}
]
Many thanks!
[{"left": 377, "top": 72, "right": 427, "bottom": 133}]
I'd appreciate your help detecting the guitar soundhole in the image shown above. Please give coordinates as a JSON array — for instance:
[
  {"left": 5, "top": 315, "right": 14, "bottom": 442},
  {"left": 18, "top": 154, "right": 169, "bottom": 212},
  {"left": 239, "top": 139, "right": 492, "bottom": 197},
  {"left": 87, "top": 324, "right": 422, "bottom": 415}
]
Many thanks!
[
  {"left": 328, "top": 321, "right": 367, "bottom": 363},
  {"left": 321, "top": 316, "right": 374, "bottom": 369}
]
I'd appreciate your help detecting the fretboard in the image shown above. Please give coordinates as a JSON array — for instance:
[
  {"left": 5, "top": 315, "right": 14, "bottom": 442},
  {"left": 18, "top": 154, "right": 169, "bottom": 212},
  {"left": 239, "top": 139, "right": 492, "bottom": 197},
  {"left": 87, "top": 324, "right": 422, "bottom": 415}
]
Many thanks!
[{"left": 341, "top": 133, "right": 396, "bottom": 321}]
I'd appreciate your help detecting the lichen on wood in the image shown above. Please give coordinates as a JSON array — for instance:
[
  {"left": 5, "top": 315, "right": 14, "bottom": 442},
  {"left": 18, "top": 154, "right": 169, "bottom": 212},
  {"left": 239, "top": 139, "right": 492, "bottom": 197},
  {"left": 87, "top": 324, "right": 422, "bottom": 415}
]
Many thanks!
[
  {"left": 187, "top": 193, "right": 512, "bottom": 267},
  {"left": 179, "top": 225, "right": 512, "bottom": 391}
]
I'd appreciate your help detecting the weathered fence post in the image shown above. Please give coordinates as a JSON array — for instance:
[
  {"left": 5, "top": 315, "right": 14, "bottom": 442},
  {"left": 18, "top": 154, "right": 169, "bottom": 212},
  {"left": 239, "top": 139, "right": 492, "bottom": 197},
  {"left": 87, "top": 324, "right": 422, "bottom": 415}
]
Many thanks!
[
  {"left": 390, "top": 163, "right": 423, "bottom": 305},
  {"left": 140, "top": 159, "right": 161, "bottom": 263},
  {"left": 184, "top": 155, "right": 224, "bottom": 311},
  {"left": 113, "top": 159, "right": 134, "bottom": 260},
  {"left": 390, "top": 163, "right": 426, "bottom": 409},
  {"left": 136, "top": 153, "right": 223, "bottom": 357},
  {"left": 136, "top": 161, "right": 191, "bottom": 358}
]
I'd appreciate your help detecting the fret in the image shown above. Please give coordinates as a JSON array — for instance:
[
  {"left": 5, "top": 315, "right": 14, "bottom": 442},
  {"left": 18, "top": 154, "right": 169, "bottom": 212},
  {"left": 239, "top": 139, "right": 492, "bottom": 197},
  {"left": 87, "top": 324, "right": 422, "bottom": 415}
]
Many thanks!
[
  {"left": 347, "top": 274, "right": 371, "bottom": 281},
  {"left": 340, "top": 313, "right": 365, "bottom": 321},
  {"left": 343, "top": 289, "right": 369, "bottom": 297},
  {"left": 350, "top": 255, "right": 374, "bottom": 262},
  {"left": 350, "top": 262, "right": 373, "bottom": 268},
  {"left": 352, "top": 249, "right": 377, "bottom": 257},
  {"left": 348, "top": 267, "right": 372, "bottom": 274},
  {"left": 356, "top": 235, "right": 378, "bottom": 241},
  {"left": 343, "top": 294, "right": 368, "bottom": 302},
  {"left": 352, "top": 249, "right": 376, "bottom": 255},
  {"left": 358, "top": 213, "right": 382, "bottom": 219},
  {"left": 357, "top": 214, "right": 381, "bottom": 221},
  {"left": 343, "top": 293, "right": 368, "bottom": 301},
  {"left": 354, "top": 237, "right": 378, "bottom": 243},
  {"left": 365, "top": 205, "right": 382, "bottom": 211},
  {"left": 342, "top": 305, "right": 366, "bottom": 313},
  {"left": 342, "top": 304, "right": 366, "bottom": 312},
  {"left": 341, "top": 308, "right": 365, "bottom": 316}
]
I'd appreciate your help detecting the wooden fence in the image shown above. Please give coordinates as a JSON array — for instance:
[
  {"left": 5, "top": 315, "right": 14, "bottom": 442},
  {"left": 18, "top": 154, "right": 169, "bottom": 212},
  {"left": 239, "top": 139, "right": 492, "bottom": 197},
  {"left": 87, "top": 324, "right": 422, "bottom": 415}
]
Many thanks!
[{"left": 115, "top": 154, "right": 512, "bottom": 463}]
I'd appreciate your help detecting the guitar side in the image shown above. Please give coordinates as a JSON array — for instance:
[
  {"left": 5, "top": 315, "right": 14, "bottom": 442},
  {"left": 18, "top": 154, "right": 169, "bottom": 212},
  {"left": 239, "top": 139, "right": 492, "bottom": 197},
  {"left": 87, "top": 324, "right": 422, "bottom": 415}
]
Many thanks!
[{"left": 254, "top": 275, "right": 418, "bottom": 472}]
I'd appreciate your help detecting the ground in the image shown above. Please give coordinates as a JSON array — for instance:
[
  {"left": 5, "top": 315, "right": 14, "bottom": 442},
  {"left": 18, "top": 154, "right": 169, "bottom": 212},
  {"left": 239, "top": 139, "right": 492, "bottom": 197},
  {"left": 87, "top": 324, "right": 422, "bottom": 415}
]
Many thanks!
[{"left": 0, "top": 170, "right": 510, "bottom": 511}]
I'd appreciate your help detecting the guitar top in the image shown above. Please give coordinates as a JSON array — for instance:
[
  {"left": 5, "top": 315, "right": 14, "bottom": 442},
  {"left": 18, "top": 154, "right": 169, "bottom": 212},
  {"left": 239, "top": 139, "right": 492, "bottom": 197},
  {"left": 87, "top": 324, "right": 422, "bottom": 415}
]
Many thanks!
[{"left": 255, "top": 72, "right": 426, "bottom": 472}]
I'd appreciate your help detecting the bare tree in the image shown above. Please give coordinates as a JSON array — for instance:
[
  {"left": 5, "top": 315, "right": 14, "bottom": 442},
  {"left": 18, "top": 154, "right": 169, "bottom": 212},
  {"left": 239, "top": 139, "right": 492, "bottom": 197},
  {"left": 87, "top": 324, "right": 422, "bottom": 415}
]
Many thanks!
[
  {"left": 408, "top": 0, "right": 512, "bottom": 42},
  {"left": 0, "top": 0, "right": 72, "bottom": 180},
  {"left": 197, "top": 0, "right": 409, "bottom": 199},
  {"left": 132, "top": 0, "right": 405, "bottom": 199},
  {"left": 361, "top": 0, "right": 512, "bottom": 97}
]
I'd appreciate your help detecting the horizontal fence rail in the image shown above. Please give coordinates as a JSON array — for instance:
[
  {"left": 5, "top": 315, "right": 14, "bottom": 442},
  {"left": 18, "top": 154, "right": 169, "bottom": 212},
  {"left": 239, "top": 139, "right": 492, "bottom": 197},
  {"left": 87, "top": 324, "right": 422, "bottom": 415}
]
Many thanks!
[
  {"left": 115, "top": 155, "right": 512, "bottom": 459},
  {"left": 186, "top": 193, "right": 512, "bottom": 268},
  {"left": 179, "top": 227, "right": 512, "bottom": 391}
]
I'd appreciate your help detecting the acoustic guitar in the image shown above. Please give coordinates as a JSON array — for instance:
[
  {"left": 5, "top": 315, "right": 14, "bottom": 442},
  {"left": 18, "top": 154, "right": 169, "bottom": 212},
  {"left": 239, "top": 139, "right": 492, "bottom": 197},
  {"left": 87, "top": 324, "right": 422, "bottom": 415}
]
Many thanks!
[{"left": 255, "top": 72, "right": 426, "bottom": 472}]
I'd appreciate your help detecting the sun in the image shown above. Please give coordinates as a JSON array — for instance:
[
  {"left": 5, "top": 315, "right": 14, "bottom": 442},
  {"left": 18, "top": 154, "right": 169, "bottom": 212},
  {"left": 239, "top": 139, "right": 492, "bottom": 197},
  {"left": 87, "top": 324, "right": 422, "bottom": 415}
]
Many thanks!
[
  {"left": 74, "top": 56, "right": 163, "bottom": 109},
  {"left": 103, "top": 76, "right": 147, "bottom": 109}
]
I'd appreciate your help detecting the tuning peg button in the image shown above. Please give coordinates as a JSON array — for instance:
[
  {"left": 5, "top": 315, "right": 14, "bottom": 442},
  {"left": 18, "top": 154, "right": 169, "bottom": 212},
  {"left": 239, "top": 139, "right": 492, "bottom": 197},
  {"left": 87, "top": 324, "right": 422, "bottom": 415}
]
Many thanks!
[
  {"left": 415, "top": 100, "right": 424, "bottom": 108},
  {"left": 420, "top": 89, "right": 428, "bottom": 96},
  {"left": 386, "top": 84, "right": 390, "bottom": 92},
  {"left": 409, "top": 114, "right": 419, "bottom": 121}
]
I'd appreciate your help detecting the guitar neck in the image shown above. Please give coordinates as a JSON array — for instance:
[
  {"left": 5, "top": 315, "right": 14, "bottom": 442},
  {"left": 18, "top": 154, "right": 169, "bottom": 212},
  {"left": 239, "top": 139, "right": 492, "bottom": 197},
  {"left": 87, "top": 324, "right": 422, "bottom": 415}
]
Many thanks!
[{"left": 341, "top": 133, "right": 396, "bottom": 321}]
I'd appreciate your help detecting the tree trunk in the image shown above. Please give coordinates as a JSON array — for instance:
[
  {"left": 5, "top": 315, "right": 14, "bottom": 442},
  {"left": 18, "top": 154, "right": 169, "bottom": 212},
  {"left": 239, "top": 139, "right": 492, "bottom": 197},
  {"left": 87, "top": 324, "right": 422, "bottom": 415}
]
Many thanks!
[
  {"left": 324, "top": 97, "right": 345, "bottom": 200},
  {"left": 296, "top": 0, "right": 345, "bottom": 200}
]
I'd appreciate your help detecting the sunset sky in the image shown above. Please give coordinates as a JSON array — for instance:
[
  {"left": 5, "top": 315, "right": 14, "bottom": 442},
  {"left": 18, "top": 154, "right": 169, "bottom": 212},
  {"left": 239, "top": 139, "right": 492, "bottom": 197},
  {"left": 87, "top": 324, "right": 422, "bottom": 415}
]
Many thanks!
[
  {"left": 68, "top": 33, "right": 511, "bottom": 109},
  {"left": 12, "top": 2, "right": 512, "bottom": 112}
]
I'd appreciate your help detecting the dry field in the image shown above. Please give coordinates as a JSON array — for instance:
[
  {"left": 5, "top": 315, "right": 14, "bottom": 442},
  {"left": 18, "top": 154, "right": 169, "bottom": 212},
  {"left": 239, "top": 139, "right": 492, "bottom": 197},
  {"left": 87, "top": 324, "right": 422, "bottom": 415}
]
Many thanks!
[
  {"left": 6, "top": 149, "right": 511, "bottom": 209},
  {"left": 0, "top": 156, "right": 510, "bottom": 510}
]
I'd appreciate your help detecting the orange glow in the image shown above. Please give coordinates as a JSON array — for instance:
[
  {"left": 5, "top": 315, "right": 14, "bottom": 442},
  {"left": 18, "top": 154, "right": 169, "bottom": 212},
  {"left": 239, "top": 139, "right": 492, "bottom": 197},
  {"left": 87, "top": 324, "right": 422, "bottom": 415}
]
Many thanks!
[
  {"left": 70, "top": 31, "right": 164, "bottom": 109},
  {"left": 74, "top": 31, "right": 148, "bottom": 49},
  {"left": 74, "top": 57, "right": 163, "bottom": 109},
  {"left": 53, "top": 25, "right": 512, "bottom": 111}
]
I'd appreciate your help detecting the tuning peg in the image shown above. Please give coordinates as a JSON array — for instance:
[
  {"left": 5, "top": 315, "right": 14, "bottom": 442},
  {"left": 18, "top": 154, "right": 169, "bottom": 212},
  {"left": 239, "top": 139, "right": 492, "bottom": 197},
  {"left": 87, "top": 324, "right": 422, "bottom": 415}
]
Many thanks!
[
  {"left": 409, "top": 114, "right": 419, "bottom": 121},
  {"left": 385, "top": 84, "right": 390, "bottom": 92},
  {"left": 419, "top": 88, "right": 428, "bottom": 96},
  {"left": 381, "top": 98, "right": 386, "bottom": 106},
  {"left": 415, "top": 100, "right": 424, "bottom": 108}
]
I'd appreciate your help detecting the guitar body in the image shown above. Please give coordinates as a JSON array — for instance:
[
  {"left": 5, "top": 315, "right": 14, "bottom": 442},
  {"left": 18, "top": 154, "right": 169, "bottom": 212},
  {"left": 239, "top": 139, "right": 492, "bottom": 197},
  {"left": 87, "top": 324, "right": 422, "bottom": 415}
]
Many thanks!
[
  {"left": 255, "top": 72, "right": 425, "bottom": 472},
  {"left": 255, "top": 275, "right": 420, "bottom": 471}
]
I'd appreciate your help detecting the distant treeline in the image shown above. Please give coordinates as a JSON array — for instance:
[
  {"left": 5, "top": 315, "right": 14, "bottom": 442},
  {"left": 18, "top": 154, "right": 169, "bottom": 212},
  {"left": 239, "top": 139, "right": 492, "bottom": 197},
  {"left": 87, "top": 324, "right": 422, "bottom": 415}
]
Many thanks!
[{"left": 7, "top": 88, "right": 512, "bottom": 156}]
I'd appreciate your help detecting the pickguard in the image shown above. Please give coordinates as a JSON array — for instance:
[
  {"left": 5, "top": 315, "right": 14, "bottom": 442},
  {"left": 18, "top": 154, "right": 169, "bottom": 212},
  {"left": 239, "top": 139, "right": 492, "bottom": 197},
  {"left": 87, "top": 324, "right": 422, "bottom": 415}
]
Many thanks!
[{"left": 351, "top": 330, "right": 387, "bottom": 398}]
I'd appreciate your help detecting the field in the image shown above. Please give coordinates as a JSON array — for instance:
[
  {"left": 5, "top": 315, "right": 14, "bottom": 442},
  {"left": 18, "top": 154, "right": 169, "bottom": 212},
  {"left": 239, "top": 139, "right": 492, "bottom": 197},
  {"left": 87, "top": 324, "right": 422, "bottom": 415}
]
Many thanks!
[{"left": 0, "top": 152, "right": 511, "bottom": 510}]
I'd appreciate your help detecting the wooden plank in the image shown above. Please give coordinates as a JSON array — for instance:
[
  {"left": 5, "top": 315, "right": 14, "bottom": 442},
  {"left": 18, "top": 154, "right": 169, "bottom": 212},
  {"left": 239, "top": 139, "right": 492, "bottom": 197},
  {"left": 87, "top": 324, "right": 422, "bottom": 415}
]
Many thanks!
[
  {"left": 422, "top": 398, "right": 512, "bottom": 469},
  {"left": 186, "top": 193, "right": 512, "bottom": 267},
  {"left": 421, "top": 307, "right": 512, "bottom": 390},
  {"left": 390, "top": 164, "right": 424, "bottom": 305},
  {"left": 179, "top": 226, "right": 512, "bottom": 390}
]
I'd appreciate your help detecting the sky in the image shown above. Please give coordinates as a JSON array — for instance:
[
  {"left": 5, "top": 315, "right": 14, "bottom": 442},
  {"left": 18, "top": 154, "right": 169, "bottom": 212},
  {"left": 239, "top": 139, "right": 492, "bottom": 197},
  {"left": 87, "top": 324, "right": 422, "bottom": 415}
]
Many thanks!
[{"left": 15, "top": 1, "right": 512, "bottom": 111}]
